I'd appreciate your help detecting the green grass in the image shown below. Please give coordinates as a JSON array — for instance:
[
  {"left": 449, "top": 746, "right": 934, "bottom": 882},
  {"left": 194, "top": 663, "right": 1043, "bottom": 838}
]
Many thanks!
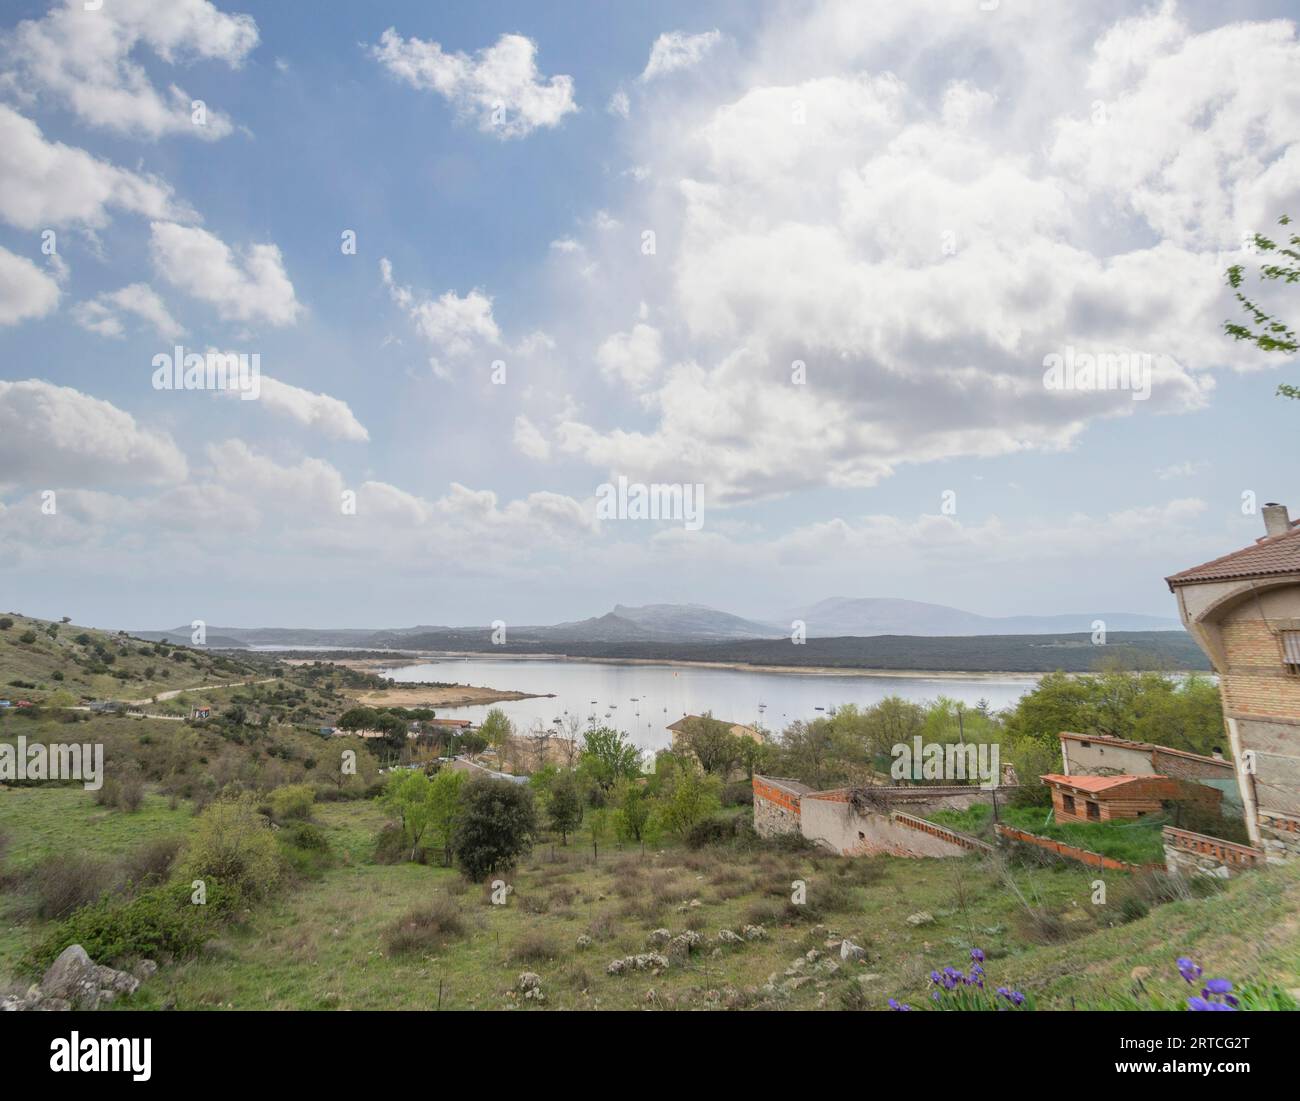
[
  {"left": 2, "top": 786, "right": 1297, "bottom": 1010},
  {"left": 927, "top": 803, "right": 1167, "bottom": 865}
]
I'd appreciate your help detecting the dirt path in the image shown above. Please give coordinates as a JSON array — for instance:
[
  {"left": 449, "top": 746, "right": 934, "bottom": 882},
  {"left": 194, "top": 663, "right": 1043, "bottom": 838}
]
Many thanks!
[{"left": 121, "top": 678, "right": 277, "bottom": 706}]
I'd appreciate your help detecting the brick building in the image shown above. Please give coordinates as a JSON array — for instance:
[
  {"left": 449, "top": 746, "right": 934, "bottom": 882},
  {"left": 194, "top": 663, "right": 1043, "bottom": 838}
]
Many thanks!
[
  {"left": 1167, "top": 501, "right": 1300, "bottom": 860},
  {"left": 1057, "top": 732, "right": 1241, "bottom": 812},
  {"left": 1041, "top": 773, "right": 1222, "bottom": 824}
]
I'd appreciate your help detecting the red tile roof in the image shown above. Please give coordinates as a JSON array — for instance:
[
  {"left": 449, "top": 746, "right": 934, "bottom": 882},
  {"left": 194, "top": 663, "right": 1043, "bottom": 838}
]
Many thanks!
[
  {"left": 1166, "top": 522, "right": 1300, "bottom": 587},
  {"left": 1041, "top": 773, "right": 1165, "bottom": 793}
]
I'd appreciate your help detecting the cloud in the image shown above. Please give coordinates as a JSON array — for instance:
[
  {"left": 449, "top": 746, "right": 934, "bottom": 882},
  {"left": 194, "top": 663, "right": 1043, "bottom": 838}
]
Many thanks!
[
  {"left": 370, "top": 29, "right": 576, "bottom": 138},
  {"left": 596, "top": 322, "right": 663, "bottom": 389},
  {"left": 380, "top": 258, "right": 499, "bottom": 372},
  {"left": 0, "top": 380, "right": 186, "bottom": 488},
  {"left": 73, "top": 283, "right": 183, "bottom": 339},
  {"left": 150, "top": 222, "right": 301, "bottom": 326},
  {"left": 0, "top": 105, "right": 189, "bottom": 231},
  {"left": 241, "top": 376, "right": 369, "bottom": 442},
  {"left": 0, "top": 246, "right": 61, "bottom": 327},
  {"left": 1, "top": 0, "right": 258, "bottom": 140},
  {"left": 607, "top": 88, "right": 630, "bottom": 118},
  {"left": 513, "top": 414, "right": 551, "bottom": 460},
  {"left": 541, "top": 8, "right": 1278, "bottom": 505},
  {"left": 641, "top": 29, "right": 722, "bottom": 81},
  {"left": 1050, "top": 1, "right": 1300, "bottom": 248}
]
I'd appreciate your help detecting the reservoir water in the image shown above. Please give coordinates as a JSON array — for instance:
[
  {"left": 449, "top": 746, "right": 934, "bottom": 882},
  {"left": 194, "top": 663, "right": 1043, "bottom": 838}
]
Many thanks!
[{"left": 381, "top": 655, "right": 1040, "bottom": 752}]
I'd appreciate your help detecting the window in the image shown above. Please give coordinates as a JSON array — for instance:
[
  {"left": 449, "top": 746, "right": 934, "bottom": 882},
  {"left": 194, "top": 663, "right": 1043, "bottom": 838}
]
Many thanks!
[
  {"left": 1062, "top": 794, "right": 1076, "bottom": 814},
  {"left": 1283, "top": 631, "right": 1300, "bottom": 676},
  {"left": 1086, "top": 801, "right": 1100, "bottom": 821}
]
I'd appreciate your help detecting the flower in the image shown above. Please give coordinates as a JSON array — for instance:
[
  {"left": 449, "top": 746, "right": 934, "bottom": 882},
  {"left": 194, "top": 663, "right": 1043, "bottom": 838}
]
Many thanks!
[
  {"left": 888, "top": 998, "right": 912, "bottom": 1011},
  {"left": 1177, "top": 957, "right": 1203, "bottom": 984},
  {"left": 970, "top": 948, "right": 985, "bottom": 963}
]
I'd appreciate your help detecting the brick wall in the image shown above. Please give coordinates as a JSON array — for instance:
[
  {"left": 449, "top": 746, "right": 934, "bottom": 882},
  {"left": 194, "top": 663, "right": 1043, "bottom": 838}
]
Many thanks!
[
  {"left": 995, "top": 824, "right": 1163, "bottom": 873},
  {"left": 1163, "top": 826, "right": 1265, "bottom": 878},
  {"left": 1221, "top": 620, "right": 1300, "bottom": 718},
  {"left": 752, "top": 776, "right": 804, "bottom": 838}
]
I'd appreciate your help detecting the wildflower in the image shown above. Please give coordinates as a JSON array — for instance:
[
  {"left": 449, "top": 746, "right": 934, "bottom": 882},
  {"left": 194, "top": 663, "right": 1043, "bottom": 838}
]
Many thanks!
[
  {"left": 970, "top": 948, "right": 985, "bottom": 963},
  {"left": 888, "top": 998, "right": 912, "bottom": 1011},
  {"left": 1176, "top": 957, "right": 1203, "bottom": 984}
]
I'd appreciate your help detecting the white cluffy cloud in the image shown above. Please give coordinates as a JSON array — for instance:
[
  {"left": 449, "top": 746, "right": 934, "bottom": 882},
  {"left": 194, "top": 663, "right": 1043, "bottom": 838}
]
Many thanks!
[
  {"left": 0, "top": 379, "right": 186, "bottom": 488},
  {"left": 74, "top": 283, "right": 182, "bottom": 339},
  {"left": 546, "top": 3, "right": 1296, "bottom": 505},
  {"left": 370, "top": 29, "right": 577, "bottom": 138},
  {"left": 150, "top": 222, "right": 301, "bottom": 327},
  {"left": 2, "top": 0, "right": 258, "bottom": 140},
  {"left": 0, "top": 105, "right": 190, "bottom": 231},
  {"left": 241, "top": 377, "right": 369, "bottom": 442},
  {"left": 641, "top": 29, "right": 722, "bottom": 81},
  {"left": 0, "top": 247, "right": 60, "bottom": 327},
  {"left": 380, "top": 258, "right": 500, "bottom": 375}
]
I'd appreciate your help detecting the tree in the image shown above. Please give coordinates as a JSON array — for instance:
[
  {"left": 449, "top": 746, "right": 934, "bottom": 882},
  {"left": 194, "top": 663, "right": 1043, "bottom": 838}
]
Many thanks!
[
  {"left": 547, "top": 770, "right": 584, "bottom": 844},
  {"left": 1224, "top": 214, "right": 1300, "bottom": 395},
  {"left": 679, "top": 713, "right": 742, "bottom": 776},
  {"left": 579, "top": 726, "right": 642, "bottom": 791},
  {"left": 382, "top": 770, "right": 437, "bottom": 862},
  {"left": 452, "top": 778, "right": 538, "bottom": 880},
  {"left": 659, "top": 760, "right": 721, "bottom": 838},
  {"left": 613, "top": 779, "right": 650, "bottom": 844},
  {"left": 337, "top": 706, "right": 380, "bottom": 732},
  {"left": 479, "top": 708, "right": 515, "bottom": 769},
  {"left": 427, "top": 768, "right": 467, "bottom": 866}
]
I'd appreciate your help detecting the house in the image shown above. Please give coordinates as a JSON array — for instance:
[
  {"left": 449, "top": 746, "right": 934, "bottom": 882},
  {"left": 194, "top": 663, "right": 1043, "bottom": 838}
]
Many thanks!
[
  {"left": 190, "top": 705, "right": 212, "bottom": 720},
  {"left": 667, "top": 714, "right": 764, "bottom": 750},
  {"left": 1057, "top": 732, "right": 1241, "bottom": 812},
  {"left": 1040, "top": 773, "right": 1222, "bottom": 824},
  {"left": 1166, "top": 500, "right": 1300, "bottom": 861}
]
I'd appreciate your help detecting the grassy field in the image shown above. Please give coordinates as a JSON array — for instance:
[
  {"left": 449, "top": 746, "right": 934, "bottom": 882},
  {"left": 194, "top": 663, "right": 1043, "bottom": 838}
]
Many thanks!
[
  {"left": 2, "top": 785, "right": 1296, "bottom": 1011},
  {"left": 926, "top": 803, "right": 1168, "bottom": 864}
]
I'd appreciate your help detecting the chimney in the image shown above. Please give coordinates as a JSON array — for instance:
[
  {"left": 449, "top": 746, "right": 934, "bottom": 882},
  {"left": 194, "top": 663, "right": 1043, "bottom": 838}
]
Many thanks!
[
  {"left": 1211, "top": 747, "right": 1225, "bottom": 762},
  {"left": 1262, "top": 502, "right": 1291, "bottom": 538}
]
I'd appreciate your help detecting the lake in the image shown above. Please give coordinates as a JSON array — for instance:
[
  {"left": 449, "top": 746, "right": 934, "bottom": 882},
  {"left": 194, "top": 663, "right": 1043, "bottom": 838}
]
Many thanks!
[{"left": 380, "top": 656, "right": 1041, "bottom": 752}]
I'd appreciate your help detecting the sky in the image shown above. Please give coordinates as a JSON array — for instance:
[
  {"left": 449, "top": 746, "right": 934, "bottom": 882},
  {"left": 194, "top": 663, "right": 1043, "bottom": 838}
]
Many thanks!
[{"left": 1, "top": 0, "right": 1299, "bottom": 631}]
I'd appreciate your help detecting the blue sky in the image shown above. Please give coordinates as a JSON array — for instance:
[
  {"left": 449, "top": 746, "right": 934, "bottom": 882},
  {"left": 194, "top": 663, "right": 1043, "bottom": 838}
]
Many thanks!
[{"left": 1, "top": 0, "right": 1299, "bottom": 630}]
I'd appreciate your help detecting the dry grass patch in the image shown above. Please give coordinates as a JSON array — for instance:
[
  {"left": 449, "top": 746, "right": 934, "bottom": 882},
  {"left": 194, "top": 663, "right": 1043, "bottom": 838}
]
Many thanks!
[{"left": 383, "top": 896, "right": 467, "bottom": 956}]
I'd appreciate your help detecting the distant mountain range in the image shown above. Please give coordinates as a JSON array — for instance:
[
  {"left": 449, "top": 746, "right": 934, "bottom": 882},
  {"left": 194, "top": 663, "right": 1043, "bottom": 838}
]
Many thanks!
[{"left": 136, "top": 597, "right": 1180, "bottom": 650}]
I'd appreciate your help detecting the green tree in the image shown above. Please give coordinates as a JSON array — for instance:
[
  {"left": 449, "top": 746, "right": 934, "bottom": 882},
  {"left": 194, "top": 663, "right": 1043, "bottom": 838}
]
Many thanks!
[
  {"left": 479, "top": 708, "right": 514, "bottom": 769},
  {"left": 579, "top": 726, "right": 642, "bottom": 791},
  {"left": 613, "top": 779, "right": 651, "bottom": 844},
  {"left": 1224, "top": 215, "right": 1300, "bottom": 392},
  {"left": 427, "top": 768, "right": 467, "bottom": 866},
  {"left": 659, "top": 760, "right": 721, "bottom": 837},
  {"left": 452, "top": 778, "right": 538, "bottom": 880},
  {"left": 547, "top": 770, "right": 584, "bottom": 844},
  {"left": 382, "top": 770, "right": 438, "bottom": 862},
  {"left": 678, "top": 713, "right": 742, "bottom": 776}
]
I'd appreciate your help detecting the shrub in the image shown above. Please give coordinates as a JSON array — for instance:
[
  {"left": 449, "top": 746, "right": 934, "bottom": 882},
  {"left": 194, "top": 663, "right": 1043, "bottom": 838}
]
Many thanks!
[
  {"left": 27, "top": 881, "right": 225, "bottom": 973},
  {"left": 18, "top": 630, "right": 37, "bottom": 644},
  {"left": 269, "top": 783, "right": 315, "bottom": 822},
  {"left": 0, "top": 616, "right": 12, "bottom": 630},
  {"left": 1118, "top": 894, "right": 1150, "bottom": 923},
  {"left": 372, "top": 823, "right": 407, "bottom": 865},
  {"left": 510, "top": 929, "right": 560, "bottom": 964},
  {"left": 686, "top": 815, "right": 758, "bottom": 850},
  {"left": 721, "top": 780, "right": 754, "bottom": 807},
  {"left": 180, "top": 798, "right": 281, "bottom": 901},
  {"left": 383, "top": 896, "right": 466, "bottom": 956},
  {"left": 452, "top": 778, "right": 539, "bottom": 881},
  {"left": 121, "top": 837, "right": 182, "bottom": 891},
  {"left": 31, "top": 854, "right": 115, "bottom": 919}
]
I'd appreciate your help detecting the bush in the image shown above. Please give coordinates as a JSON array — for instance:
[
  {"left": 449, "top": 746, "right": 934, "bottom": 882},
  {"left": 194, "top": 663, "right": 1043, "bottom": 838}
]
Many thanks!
[
  {"left": 18, "top": 630, "right": 37, "bottom": 644},
  {"left": 510, "top": 930, "right": 560, "bottom": 964},
  {"left": 269, "top": 783, "right": 315, "bottom": 822},
  {"left": 180, "top": 798, "right": 281, "bottom": 901},
  {"left": 27, "top": 881, "right": 226, "bottom": 973},
  {"left": 372, "top": 822, "right": 408, "bottom": 865},
  {"left": 0, "top": 617, "right": 12, "bottom": 630},
  {"left": 95, "top": 770, "right": 146, "bottom": 813},
  {"left": 121, "top": 837, "right": 182, "bottom": 891},
  {"left": 452, "top": 778, "right": 539, "bottom": 880},
  {"left": 721, "top": 780, "right": 754, "bottom": 807},
  {"left": 31, "top": 854, "right": 115, "bottom": 919},
  {"left": 685, "top": 815, "right": 758, "bottom": 850},
  {"left": 383, "top": 897, "right": 466, "bottom": 955}
]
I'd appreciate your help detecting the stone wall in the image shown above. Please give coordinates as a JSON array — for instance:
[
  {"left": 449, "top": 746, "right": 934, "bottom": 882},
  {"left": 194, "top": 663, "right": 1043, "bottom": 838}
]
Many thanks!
[
  {"left": 799, "top": 793, "right": 976, "bottom": 858},
  {"left": 752, "top": 776, "right": 806, "bottom": 838}
]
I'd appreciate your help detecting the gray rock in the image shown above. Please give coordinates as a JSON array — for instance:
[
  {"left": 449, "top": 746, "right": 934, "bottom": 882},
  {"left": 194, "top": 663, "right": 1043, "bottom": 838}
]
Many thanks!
[
  {"left": 906, "top": 911, "right": 935, "bottom": 927},
  {"left": 840, "top": 938, "right": 867, "bottom": 962}
]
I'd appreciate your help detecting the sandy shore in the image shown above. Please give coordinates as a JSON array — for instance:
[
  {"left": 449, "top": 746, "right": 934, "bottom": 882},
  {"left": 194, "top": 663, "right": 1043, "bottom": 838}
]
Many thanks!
[{"left": 352, "top": 683, "right": 552, "bottom": 708}]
